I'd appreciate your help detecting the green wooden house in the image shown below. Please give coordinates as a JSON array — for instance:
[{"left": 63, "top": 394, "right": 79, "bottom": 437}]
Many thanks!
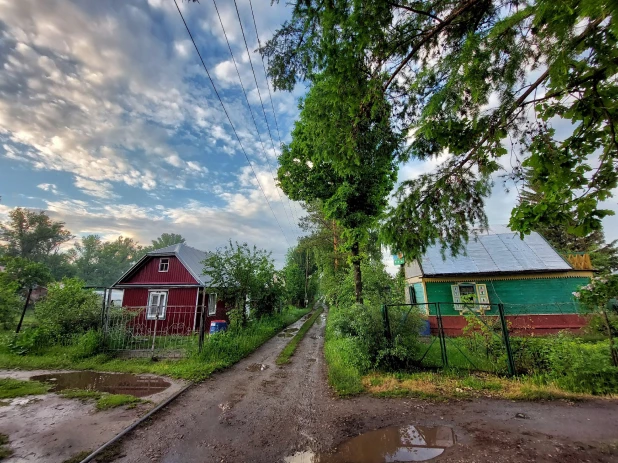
[{"left": 403, "top": 231, "right": 593, "bottom": 335}]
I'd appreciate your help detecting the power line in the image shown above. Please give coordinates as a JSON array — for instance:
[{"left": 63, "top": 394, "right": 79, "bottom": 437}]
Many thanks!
[
  {"left": 247, "top": 0, "right": 305, "bottom": 225},
  {"left": 231, "top": 0, "right": 300, "bottom": 229},
  {"left": 209, "top": 0, "right": 297, "bottom": 234},
  {"left": 173, "top": 0, "right": 292, "bottom": 248}
]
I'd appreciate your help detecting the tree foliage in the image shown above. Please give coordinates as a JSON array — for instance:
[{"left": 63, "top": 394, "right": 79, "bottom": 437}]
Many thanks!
[
  {"left": 518, "top": 169, "right": 618, "bottom": 273},
  {"left": 142, "top": 233, "right": 186, "bottom": 254},
  {"left": 69, "top": 235, "right": 142, "bottom": 287},
  {"left": 277, "top": 73, "right": 400, "bottom": 301},
  {"left": 203, "top": 241, "right": 281, "bottom": 324},
  {"left": 35, "top": 278, "right": 101, "bottom": 340},
  {"left": 265, "top": 0, "right": 618, "bottom": 259},
  {"left": 0, "top": 208, "right": 73, "bottom": 278}
]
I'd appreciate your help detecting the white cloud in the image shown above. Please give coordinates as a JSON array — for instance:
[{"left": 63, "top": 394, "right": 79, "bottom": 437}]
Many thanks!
[
  {"left": 37, "top": 183, "right": 59, "bottom": 195},
  {"left": 73, "top": 177, "right": 119, "bottom": 199}
]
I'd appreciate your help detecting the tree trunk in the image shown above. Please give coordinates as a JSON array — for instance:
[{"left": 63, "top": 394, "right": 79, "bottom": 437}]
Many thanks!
[
  {"left": 602, "top": 310, "right": 618, "bottom": 367},
  {"left": 351, "top": 241, "right": 363, "bottom": 304},
  {"left": 16, "top": 288, "right": 33, "bottom": 334}
]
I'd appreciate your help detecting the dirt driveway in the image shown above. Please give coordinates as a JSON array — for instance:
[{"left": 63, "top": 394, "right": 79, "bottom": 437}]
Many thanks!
[{"left": 114, "top": 310, "right": 618, "bottom": 463}]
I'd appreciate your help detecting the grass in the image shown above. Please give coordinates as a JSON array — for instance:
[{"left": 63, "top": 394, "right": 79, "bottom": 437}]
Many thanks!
[
  {"left": 324, "top": 337, "right": 364, "bottom": 396},
  {"left": 58, "top": 388, "right": 143, "bottom": 410},
  {"left": 62, "top": 443, "right": 123, "bottom": 463},
  {"left": 0, "top": 307, "right": 310, "bottom": 382},
  {"left": 276, "top": 307, "right": 324, "bottom": 364},
  {"left": 0, "top": 433, "right": 12, "bottom": 460},
  {"left": 361, "top": 370, "right": 611, "bottom": 401},
  {"left": 0, "top": 378, "right": 49, "bottom": 399}
]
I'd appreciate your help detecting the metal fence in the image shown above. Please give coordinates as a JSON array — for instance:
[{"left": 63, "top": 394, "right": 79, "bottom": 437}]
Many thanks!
[
  {"left": 102, "top": 305, "right": 208, "bottom": 358},
  {"left": 383, "top": 301, "right": 588, "bottom": 376}
]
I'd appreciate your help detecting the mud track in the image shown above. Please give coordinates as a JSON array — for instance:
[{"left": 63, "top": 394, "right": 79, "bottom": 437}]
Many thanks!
[{"left": 114, "top": 309, "right": 618, "bottom": 462}]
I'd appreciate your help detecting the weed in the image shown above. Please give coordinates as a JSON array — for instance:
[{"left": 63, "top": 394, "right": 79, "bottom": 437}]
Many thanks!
[
  {"left": 0, "top": 433, "right": 12, "bottom": 460},
  {"left": 96, "top": 394, "right": 142, "bottom": 410},
  {"left": 276, "top": 308, "right": 324, "bottom": 364},
  {"left": 58, "top": 388, "right": 143, "bottom": 410},
  {"left": 0, "top": 378, "right": 48, "bottom": 399},
  {"left": 62, "top": 450, "right": 91, "bottom": 463}
]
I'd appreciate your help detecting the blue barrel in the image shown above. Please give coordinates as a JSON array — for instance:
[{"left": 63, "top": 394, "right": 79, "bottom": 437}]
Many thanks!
[
  {"left": 419, "top": 319, "right": 431, "bottom": 336},
  {"left": 209, "top": 320, "right": 228, "bottom": 334}
]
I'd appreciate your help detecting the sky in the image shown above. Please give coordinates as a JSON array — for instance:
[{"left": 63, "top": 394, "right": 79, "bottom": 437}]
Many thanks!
[{"left": 0, "top": 0, "right": 617, "bottom": 270}]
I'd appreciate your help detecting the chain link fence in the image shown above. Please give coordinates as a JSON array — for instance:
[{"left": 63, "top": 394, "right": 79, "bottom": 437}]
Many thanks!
[{"left": 383, "top": 301, "right": 589, "bottom": 376}]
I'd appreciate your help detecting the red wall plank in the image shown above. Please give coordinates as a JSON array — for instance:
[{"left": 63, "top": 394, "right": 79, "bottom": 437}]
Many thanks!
[
  {"left": 428, "top": 314, "right": 587, "bottom": 336},
  {"left": 120, "top": 256, "right": 197, "bottom": 285},
  {"left": 122, "top": 287, "right": 198, "bottom": 335}
]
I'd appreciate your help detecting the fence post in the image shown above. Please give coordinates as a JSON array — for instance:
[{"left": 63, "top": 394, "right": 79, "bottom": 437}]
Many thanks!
[
  {"left": 497, "top": 303, "right": 516, "bottom": 376},
  {"left": 381, "top": 304, "right": 392, "bottom": 342},
  {"left": 198, "top": 308, "right": 206, "bottom": 354},
  {"left": 436, "top": 303, "right": 448, "bottom": 368},
  {"left": 151, "top": 305, "right": 160, "bottom": 359}
]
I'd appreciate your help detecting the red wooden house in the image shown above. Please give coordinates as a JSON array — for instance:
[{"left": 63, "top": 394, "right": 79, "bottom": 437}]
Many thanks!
[{"left": 111, "top": 243, "right": 227, "bottom": 335}]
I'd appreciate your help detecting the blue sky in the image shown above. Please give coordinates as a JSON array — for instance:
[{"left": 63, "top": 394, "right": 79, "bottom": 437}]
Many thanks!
[{"left": 0, "top": 0, "right": 617, "bottom": 269}]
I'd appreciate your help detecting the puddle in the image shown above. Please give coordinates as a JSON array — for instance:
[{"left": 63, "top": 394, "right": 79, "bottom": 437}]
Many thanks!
[
  {"left": 246, "top": 363, "right": 269, "bottom": 372},
  {"left": 30, "top": 372, "right": 171, "bottom": 397},
  {"left": 284, "top": 425, "right": 454, "bottom": 462}
]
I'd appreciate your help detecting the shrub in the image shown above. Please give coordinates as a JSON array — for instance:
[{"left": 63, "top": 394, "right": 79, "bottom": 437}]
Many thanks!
[
  {"left": 7, "top": 327, "right": 50, "bottom": 355},
  {"left": 71, "top": 330, "right": 105, "bottom": 360},
  {"left": 0, "top": 276, "right": 21, "bottom": 330},
  {"left": 547, "top": 334, "right": 618, "bottom": 394},
  {"left": 35, "top": 278, "right": 101, "bottom": 340}
]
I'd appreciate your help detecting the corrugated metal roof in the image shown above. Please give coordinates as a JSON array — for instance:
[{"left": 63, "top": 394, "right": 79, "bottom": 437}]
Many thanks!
[
  {"left": 420, "top": 231, "right": 572, "bottom": 276},
  {"left": 148, "top": 243, "right": 212, "bottom": 286}
]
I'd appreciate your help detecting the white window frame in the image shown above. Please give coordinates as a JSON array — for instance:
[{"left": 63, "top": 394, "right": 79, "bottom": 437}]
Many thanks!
[
  {"left": 147, "top": 290, "right": 168, "bottom": 320},
  {"left": 207, "top": 293, "right": 217, "bottom": 316},
  {"left": 158, "top": 258, "right": 169, "bottom": 273}
]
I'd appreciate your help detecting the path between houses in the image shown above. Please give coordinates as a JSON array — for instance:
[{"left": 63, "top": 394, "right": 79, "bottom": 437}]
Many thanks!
[{"left": 114, "top": 308, "right": 618, "bottom": 463}]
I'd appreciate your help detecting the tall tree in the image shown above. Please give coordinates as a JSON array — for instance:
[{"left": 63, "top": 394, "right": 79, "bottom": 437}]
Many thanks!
[
  {"left": 0, "top": 208, "right": 73, "bottom": 262},
  {"left": 203, "top": 241, "right": 279, "bottom": 324},
  {"left": 265, "top": 0, "right": 618, "bottom": 259},
  {"left": 277, "top": 73, "right": 400, "bottom": 302},
  {"left": 142, "top": 233, "right": 186, "bottom": 254},
  {"left": 70, "top": 235, "right": 142, "bottom": 287}
]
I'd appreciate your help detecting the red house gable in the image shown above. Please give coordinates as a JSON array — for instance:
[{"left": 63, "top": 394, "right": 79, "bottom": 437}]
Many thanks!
[{"left": 118, "top": 256, "right": 198, "bottom": 285}]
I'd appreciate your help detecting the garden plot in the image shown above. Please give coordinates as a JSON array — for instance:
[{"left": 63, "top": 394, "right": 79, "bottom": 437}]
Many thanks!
[{"left": 0, "top": 370, "right": 186, "bottom": 463}]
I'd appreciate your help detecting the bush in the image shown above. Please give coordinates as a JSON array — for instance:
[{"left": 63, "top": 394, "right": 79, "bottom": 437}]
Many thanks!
[
  {"left": 35, "top": 278, "right": 101, "bottom": 340},
  {"left": 546, "top": 334, "right": 618, "bottom": 394},
  {"left": 328, "top": 302, "right": 422, "bottom": 372},
  {"left": 71, "top": 330, "right": 105, "bottom": 360},
  {"left": 0, "top": 276, "right": 21, "bottom": 330},
  {"left": 7, "top": 327, "right": 50, "bottom": 355}
]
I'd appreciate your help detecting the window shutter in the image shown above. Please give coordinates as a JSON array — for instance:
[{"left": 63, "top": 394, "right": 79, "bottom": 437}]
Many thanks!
[
  {"left": 475, "top": 284, "right": 490, "bottom": 306},
  {"left": 451, "top": 285, "right": 462, "bottom": 310}
]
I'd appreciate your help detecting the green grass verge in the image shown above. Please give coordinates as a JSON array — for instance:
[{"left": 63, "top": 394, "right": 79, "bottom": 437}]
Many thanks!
[
  {"left": 0, "top": 378, "right": 49, "bottom": 399},
  {"left": 0, "top": 307, "right": 310, "bottom": 382},
  {"left": 58, "top": 388, "right": 143, "bottom": 410},
  {"left": 362, "top": 370, "right": 615, "bottom": 401},
  {"left": 276, "top": 307, "right": 324, "bottom": 365}
]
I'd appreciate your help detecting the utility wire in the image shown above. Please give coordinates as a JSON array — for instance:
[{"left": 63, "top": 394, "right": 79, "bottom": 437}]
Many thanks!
[
  {"left": 209, "top": 0, "right": 297, "bottom": 234},
  {"left": 247, "top": 0, "right": 304, "bottom": 224},
  {"left": 231, "top": 0, "right": 300, "bottom": 229},
  {"left": 173, "top": 0, "right": 292, "bottom": 248}
]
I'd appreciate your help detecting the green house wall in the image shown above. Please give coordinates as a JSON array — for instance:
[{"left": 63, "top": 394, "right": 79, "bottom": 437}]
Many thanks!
[{"left": 424, "top": 276, "right": 589, "bottom": 316}]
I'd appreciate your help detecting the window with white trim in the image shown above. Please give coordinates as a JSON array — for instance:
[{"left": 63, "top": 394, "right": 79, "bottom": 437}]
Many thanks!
[
  {"left": 158, "top": 258, "right": 169, "bottom": 272},
  {"left": 147, "top": 291, "right": 168, "bottom": 319},
  {"left": 451, "top": 283, "right": 490, "bottom": 312},
  {"left": 207, "top": 293, "right": 217, "bottom": 316}
]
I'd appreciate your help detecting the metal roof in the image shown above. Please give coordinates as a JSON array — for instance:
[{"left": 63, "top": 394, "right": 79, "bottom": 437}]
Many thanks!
[
  {"left": 419, "top": 231, "right": 572, "bottom": 276},
  {"left": 147, "top": 243, "right": 212, "bottom": 286}
]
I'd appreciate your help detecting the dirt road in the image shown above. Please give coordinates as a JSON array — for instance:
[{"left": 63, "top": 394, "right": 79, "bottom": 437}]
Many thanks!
[{"left": 114, "top": 310, "right": 618, "bottom": 462}]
